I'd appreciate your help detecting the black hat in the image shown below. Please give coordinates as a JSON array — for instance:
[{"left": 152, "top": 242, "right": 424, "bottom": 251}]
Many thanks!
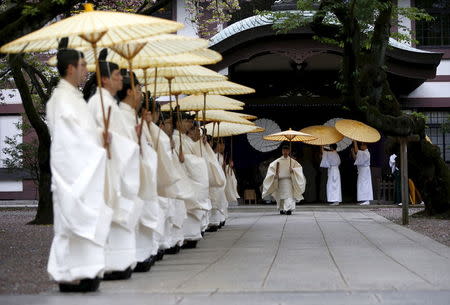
[
  {"left": 180, "top": 112, "right": 195, "bottom": 120},
  {"left": 98, "top": 48, "right": 119, "bottom": 78}
]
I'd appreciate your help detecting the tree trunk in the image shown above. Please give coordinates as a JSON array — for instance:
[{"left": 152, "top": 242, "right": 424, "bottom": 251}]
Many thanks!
[{"left": 9, "top": 54, "right": 53, "bottom": 225}]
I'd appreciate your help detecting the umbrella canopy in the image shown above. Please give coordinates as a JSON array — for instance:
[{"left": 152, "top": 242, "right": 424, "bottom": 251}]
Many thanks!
[
  {"left": 264, "top": 128, "right": 317, "bottom": 142},
  {"left": 138, "top": 65, "right": 227, "bottom": 84},
  {"left": 249, "top": 126, "right": 265, "bottom": 133},
  {"left": 174, "top": 94, "right": 245, "bottom": 107},
  {"left": 236, "top": 113, "right": 258, "bottom": 120},
  {"left": 300, "top": 125, "right": 344, "bottom": 146},
  {"left": 335, "top": 119, "right": 381, "bottom": 143},
  {"left": 205, "top": 122, "right": 263, "bottom": 137},
  {"left": 127, "top": 48, "right": 223, "bottom": 69},
  {"left": 47, "top": 34, "right": 208, "bottom": 67},
  {"left": 48, "top": 47, "right": 223, "bottom": 71},
  {"left": 146, "top": 80, "right": 255, "bottom": 96},
  {"left": 194, "top": 110, "right": 255, "bottom": 125},
  {"left": 0, "top": 4, "right": 183, "bottom": 53},
  {"left": 161, "top": 97, "right": 243, "bottom": 112}
]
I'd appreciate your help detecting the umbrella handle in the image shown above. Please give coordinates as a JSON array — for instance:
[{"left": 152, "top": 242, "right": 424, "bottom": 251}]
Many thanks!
[{"left": 92, "top": 43, "right": 110, "bottom": 158}]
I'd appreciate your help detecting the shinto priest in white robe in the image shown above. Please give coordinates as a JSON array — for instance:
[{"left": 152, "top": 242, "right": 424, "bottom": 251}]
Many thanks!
[
  {"left": 88, "top": 88, "right": 143, "bottom": 272},
  {"left": 224, "top": 163, "right": 240, "bottom": 206},
  {"left": 213, "top": 152, "right": 231, "bottom": 223},
  {"left": 46, "top": 79, "right": 113, "bottom": 282},
  {"left": 173, "top": 129, "right": 209, "bottom": 241},
  {"left": 148, "top": 121, "right": 188, "bottom": 249},
  {"left": 262, "top": 156, "right": 306, "bottom": 211},
  {"left": 119, "top": 102, "right": 162, "bottom": 262},
  {"left": 192, "top": 137, "right": 224, "bottom": 228},
  {"left": 354, "top": 149, "right": 373, "bottom": 201},
  {"left": 320, "top": 150, "right": 342, "bottom": 203}
]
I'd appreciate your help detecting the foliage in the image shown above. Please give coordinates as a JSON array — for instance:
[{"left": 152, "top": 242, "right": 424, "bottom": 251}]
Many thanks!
[
  {"left": 2, "top": 119, "right": 40, "bottom": 186},
  {"left": 259, "top": 0, "right": 433, "bottom": 46},
  {"left": 185, "top": 0, "right": 242, "bottom": 38}
]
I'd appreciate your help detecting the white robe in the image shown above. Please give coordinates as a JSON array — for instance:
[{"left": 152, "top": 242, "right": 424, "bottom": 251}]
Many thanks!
[
  {"left": 88, "top": 88, "right": 142, "bottom": 272},
  {"left": 354, "top": 149, "right": 373, "bottom": 201},
  {"left": 173, "top": 130, "right": 207, "bottom": 240},
  {"left": 119, "top": 103, "right": 161, "bottom": 261},
  {"left": 190, "top": 139, "right": 216, "bottom": 230},
  {"left": 262, "top": 156, "right": 306, "bottom": 211},
  {"left": 147, "top": 123, "right": 188, "bottom": 248},
  {"left": 224, "top": 165, "right": 240, "bottom": 206},
  {"left": 210, "top": 153, "right": 230, "bottom": 223},
  {"left": 320, "top": 151, "right": 342, "bottom": 203},
  {"left": 46, "top": 79, "right": 113, "bottom": 282}
]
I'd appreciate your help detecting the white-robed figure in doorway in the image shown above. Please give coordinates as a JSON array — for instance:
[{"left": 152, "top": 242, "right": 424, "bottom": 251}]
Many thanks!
[
  {"left": 46, "top": 44, "right": 112, "bottom": 293},
  {"left": 262, "top": 145, "right": 306, "bottom": 214},
  {"left": 352, "top": 141, "right": 373, "bottom": 205},
  {"left": 320, "top": 144, "right": 342, "bottom": 205},
  {"left": 117, "top": 70, "right": 162, "bottom": 271},
  {"left": 87, "top": 52, "right": 142, "bottom": 280}
]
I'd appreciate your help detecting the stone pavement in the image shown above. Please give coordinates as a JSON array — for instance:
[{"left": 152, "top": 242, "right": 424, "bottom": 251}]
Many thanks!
[{"left": 2, "top": 209, "right": 450, "bottom": 304}]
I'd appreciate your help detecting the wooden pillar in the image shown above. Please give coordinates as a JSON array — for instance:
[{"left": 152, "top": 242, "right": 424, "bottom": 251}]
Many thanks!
[{"left": 400, "top": 137, "right": 409, "bottom": 225}]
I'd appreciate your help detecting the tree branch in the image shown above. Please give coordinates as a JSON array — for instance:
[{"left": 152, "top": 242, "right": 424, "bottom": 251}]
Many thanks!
[
  {"left": 0, "top": 0, "right": 84, "bottom": 52},
  {"left": 22, "top": 60, "right": 53, "bottom": 98},
  {"left": 23, "top": 63, "right": 49, "bottom": 102},
  {"left": 8, "top": 54, "right": 50, "bottom": 144},
  {"left": 138, "top": 0, "right": 172, "bottom": 16}
]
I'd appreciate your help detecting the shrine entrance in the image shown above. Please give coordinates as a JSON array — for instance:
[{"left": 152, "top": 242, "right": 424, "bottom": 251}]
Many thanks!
[{"left": 208, "top": 17, "right": 441, "bottom": 204}]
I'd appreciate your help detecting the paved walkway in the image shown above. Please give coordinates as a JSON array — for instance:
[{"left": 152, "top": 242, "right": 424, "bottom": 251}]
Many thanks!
[{"left": 2, "top": 209, "right": 450, "bottom": 304}]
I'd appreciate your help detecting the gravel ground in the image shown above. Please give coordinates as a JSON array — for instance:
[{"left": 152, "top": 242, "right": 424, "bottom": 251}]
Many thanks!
[
  {"left": 0, "top": 209, "right": 54, "bottom": 295},
  {"left": 372, "top": 207, "right": 450, "bottom": 247}
]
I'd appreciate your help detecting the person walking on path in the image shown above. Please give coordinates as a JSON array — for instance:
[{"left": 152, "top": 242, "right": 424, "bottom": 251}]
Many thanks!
[{"left": 262, "top": 145, "right": 306, "bottom": 215}]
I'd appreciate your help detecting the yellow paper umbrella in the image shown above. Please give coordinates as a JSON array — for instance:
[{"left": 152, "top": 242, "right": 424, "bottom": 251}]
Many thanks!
[
  {"left": 249, "top": 126, "right": 265, "bottom": 132},
  {"left": 161, "top": 98, "right": 243, "bottom": 112},
  {"left": 148, "top": 80, "right": 255, "bottom": 96},
  {"left": 173, "top": 94, "right": 245, "bottom": 107},
  {"left": 236, "top": 113, "right": 258, "bottom": 120},
  {"left": 335, "top": 119, "right": 381, "bottom": 143},
  {"left": 264, "top": 128, "right": 317, "bottom": 142},
  {"left": 300, "top": 125, "right": 344, "bottom": 146},
  {"left": 47, "top": 47, "right": 222, "bottom": 72},
  {"left": 0, "top": 4, "right": 183, "bottom": 53},
  {"left": 194, "top": 110, "right": 255, "bottom": 125},
  {"left": 47, "top": 34, "right": 208, "bottom": 67},
  {"left": 138, "top": 65, "right": 227, "bottom": 84},
  {"left": 264, "top": 128, "right": 317, "bottom": 167},
  {"left": 205, "top": 122, "right": 263, "bottom": 137},
  {"left": 132, "top": 48, "right": 223, "bottom": 68}
]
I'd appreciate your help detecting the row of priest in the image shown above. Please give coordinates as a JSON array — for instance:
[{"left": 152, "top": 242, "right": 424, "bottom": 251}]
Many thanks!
[{"left": 46, "top": 46, "right": 239, "bottom": 292}]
